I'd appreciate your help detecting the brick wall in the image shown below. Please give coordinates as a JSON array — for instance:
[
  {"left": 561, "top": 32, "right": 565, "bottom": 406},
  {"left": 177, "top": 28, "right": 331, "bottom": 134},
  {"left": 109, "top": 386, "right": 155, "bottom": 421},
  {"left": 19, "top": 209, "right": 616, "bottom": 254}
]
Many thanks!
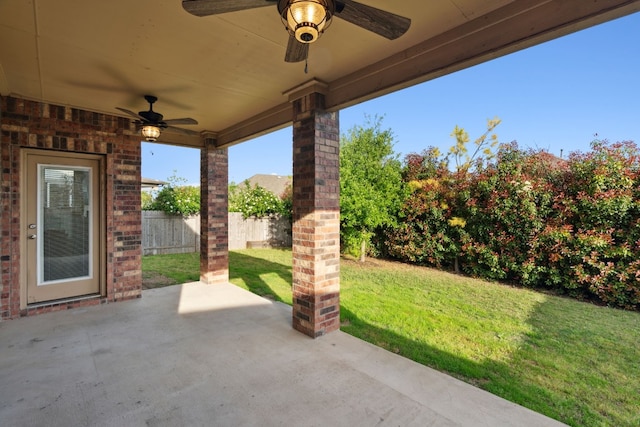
[
  {"left": 0, "top": 95, "right": 142, "bottom": 319},
  {"left": 291, "top": 93, "right": 341, "bottom": 337}
]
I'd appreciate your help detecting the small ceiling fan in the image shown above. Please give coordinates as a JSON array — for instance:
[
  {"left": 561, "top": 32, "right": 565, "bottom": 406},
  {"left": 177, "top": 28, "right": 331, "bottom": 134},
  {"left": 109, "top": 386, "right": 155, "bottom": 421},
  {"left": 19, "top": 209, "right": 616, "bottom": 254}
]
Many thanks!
[
  {"left": 182, "top": 0, "right": 411, "bottom": 63},
  {"left": 116, "top": 95, "right": 198, "bottom": 141}
]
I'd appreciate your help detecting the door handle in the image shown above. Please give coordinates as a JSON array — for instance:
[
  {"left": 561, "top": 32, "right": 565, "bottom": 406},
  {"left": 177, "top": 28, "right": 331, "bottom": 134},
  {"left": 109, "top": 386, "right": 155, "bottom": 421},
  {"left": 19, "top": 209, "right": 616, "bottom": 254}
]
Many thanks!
[{"left": 28, "top": 234, "right": 37, "bottom": 240}]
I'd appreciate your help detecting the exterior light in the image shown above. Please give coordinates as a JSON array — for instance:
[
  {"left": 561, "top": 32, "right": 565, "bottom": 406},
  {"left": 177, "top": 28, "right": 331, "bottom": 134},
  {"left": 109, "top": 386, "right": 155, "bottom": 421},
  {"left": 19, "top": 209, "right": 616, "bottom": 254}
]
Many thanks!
[
  {"left": 280, "top": 0, "right": 333, "bottom": 44},
  {"left": 141, "top": 125, "right": 161, "bottom": 142}
]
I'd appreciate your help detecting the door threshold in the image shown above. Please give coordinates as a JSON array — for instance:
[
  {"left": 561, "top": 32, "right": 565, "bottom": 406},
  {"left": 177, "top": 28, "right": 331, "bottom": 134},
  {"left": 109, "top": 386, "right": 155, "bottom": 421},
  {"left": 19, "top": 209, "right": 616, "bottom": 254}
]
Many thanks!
[{"left": 26, "top": 294, "right": 102, "bottom": 310}]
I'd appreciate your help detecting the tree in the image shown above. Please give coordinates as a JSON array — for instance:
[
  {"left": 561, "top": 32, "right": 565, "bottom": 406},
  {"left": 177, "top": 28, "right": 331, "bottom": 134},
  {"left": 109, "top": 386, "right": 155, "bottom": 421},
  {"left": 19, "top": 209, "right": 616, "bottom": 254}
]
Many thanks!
[
  {"left": 228, "top": 181, "right": 290, "bottom": 218},
  {"left": 279, "top": 182, "right": 293, "bottom": 220},
  {"left": 147, "top": 173, "right": 200, "bottom": 216},
  {"left": 385, "top": 119, "right": 502, "bottom": 273},
  {"left": 448, "top": 117, "right": 501, "bottom": 174},
  {"left": 340, "top": 115, "right": 406, "bottom": 262},
  {"left": 141, "top": 190, "right": 154, "bottom": 210}
]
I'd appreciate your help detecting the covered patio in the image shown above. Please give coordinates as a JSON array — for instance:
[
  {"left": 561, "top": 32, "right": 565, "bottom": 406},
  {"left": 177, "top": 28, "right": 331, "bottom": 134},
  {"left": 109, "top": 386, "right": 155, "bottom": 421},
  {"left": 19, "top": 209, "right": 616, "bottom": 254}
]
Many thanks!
[
  {"left": 3, "top": 0, "right": 639, "bottom": 332},
  {"left": 0, "top": 281, "right": 566, "bottom": 426},
  {"left": 2, "top": 2, "right": 637, "bottom": 423}
]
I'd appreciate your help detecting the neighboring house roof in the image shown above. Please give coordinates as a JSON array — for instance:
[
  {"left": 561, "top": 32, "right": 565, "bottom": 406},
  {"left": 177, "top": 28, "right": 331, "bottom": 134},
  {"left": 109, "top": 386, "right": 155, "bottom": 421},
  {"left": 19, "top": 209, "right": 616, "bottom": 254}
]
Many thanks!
[
  {"left": 244, "top": 174, "right": 292, "bottom": 197},
  {"left": 141, "top": 178, "right": 168, "bottom": 189},
  {"left": 527, "top": 151, "right": 570, "bottom": 173}
]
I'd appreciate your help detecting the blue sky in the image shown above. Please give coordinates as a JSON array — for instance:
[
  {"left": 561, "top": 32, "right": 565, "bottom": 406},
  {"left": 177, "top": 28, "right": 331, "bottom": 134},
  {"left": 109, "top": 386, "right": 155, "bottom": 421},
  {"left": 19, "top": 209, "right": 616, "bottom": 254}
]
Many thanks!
[{"left": 142, "top": 11, "right": 640, "bottom": 185}]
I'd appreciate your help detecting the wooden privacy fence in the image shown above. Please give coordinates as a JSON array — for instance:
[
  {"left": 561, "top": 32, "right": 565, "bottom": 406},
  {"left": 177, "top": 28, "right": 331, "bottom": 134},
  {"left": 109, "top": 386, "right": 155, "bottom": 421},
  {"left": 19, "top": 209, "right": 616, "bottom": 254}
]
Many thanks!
[{"left": 142, "top": 211, "right": 292, "bottom": 255}]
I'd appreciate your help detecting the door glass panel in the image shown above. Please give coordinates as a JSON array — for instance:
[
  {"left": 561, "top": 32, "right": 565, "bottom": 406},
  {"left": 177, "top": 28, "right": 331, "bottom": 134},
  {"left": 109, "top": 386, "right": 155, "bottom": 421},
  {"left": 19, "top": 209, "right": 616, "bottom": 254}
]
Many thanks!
[{"left": 39, "top": 165, "right": 92, "bottom": 284}]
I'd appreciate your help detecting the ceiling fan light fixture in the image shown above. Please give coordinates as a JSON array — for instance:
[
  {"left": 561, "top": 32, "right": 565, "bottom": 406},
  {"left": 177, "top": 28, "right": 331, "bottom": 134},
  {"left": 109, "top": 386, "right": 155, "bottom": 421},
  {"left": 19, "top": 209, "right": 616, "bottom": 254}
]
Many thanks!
[
  {"left": 141, "top": 125, "right": 161, "bottom": 142},
  {"left": 281, "top": 0, "right": 333, "bottom": 44}
]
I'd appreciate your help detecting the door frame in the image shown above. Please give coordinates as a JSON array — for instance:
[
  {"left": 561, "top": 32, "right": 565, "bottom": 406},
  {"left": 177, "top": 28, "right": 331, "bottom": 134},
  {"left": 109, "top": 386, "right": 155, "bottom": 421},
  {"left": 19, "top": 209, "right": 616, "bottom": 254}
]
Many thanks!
[{"left": 20, "top": 149, "right": 106, "bottom": 308}]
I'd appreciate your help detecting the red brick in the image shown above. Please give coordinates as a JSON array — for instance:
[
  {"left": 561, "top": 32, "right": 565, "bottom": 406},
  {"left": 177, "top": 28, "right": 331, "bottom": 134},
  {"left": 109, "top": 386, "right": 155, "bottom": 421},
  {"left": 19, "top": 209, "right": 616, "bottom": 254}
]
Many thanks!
[
  {"left": 291, "top": 92, "right": 341, "bottom": 338},
  {"left": 1, "top": 95, "right": 142, "bottom": 320},
  {"left": 200, "top": 141, "right": 229, "bottom": 284}
]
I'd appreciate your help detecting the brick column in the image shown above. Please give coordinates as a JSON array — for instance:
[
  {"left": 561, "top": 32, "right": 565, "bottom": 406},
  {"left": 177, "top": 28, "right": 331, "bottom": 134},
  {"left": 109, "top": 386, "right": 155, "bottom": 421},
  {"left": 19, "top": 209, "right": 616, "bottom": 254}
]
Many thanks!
[
  {"left": 200, "top": 136, "right": 229, "bottom": 284},
  {"left": 291, "top": 92, "right": 340, "bottom": 337}
]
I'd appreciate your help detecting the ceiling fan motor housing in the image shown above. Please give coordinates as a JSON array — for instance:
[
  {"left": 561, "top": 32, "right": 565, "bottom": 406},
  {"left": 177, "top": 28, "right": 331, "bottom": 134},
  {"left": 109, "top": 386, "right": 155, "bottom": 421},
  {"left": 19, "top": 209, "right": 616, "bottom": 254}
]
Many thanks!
[
  {"left": 139, "top": 95, "right": 165, "bottom": 126},
  {"left": 139, "top": 110, "right": 165, "bottom": 125},
  {"left": 279, "top": 0, "right": 334, "bottom": 44}
]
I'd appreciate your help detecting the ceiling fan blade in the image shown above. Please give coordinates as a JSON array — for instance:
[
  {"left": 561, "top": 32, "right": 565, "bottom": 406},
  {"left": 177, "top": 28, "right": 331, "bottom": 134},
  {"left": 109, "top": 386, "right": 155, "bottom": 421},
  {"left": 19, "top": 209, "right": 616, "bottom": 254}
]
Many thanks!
[
  {"left": 165, "top": 126, "right": 200, "bottom": 136},
  {"left": 182, "top": 0, "right": 276, "bottom": 17},
  {"left": 163, "top": 118, "right": 198, "bottom": 125},
  {"left": 284, "top": 35, "right": 309, "bottom": 63},
  {"left": 116, "top": 107, "right": 146, "bottom": 121},
  {"left": 336, "top": 1, "right": 411, "bottom": 40}
]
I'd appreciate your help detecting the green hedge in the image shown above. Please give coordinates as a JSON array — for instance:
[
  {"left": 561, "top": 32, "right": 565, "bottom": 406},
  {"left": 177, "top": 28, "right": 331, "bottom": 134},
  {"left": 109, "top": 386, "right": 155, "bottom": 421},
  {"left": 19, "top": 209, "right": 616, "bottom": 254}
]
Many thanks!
[{"left": 385, "top": 140, "right": 640, "bottom": 310}]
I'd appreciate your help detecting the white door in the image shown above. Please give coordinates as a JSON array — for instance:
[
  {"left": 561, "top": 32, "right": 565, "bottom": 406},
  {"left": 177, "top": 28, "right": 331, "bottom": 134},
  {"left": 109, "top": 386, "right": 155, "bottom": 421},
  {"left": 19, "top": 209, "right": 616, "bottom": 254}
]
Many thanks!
[{"left": 25, "top": 152, "right": 103, "bottom": 303}]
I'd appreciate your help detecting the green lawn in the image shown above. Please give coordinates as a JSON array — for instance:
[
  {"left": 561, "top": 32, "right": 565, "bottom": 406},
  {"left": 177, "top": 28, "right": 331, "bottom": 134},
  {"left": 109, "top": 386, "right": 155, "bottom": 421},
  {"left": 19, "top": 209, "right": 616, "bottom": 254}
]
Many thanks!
[{"left": 142, "top": 249, "right": 640, "bottom": 427}]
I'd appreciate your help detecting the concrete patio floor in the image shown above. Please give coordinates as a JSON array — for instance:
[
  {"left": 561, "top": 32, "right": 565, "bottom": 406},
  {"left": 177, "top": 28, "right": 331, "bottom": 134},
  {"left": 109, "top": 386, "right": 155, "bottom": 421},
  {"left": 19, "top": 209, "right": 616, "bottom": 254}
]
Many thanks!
[{"left": 0, "top": 282, "right": 566, "bottom": 426}]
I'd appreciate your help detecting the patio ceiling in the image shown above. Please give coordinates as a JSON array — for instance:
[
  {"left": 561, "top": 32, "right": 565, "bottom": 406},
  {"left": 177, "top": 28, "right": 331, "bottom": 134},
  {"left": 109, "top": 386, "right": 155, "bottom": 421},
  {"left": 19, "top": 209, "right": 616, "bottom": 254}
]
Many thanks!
[{"left": 1, "top": 0, "right": 639, "bottom": 148}]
